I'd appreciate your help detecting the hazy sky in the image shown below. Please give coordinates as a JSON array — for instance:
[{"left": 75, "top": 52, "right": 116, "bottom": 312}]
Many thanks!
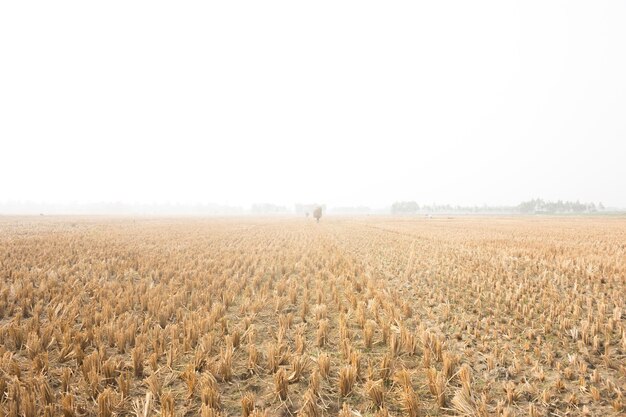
[{"left": 1, "top": 1, "right": 625, "bottom": 208}]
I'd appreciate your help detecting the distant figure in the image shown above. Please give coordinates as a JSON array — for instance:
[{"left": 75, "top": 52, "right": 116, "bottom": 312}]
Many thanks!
[
  {"left": 305, "top": 212, "right": 309, "bottom": 218},
  {"left": 313, "top": 206, "right": 322, "bottom": 223}
]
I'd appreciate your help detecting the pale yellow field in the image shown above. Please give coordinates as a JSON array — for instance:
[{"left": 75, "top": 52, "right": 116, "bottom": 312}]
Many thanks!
[{"left": 0, "top": 216, "right": 624, "bottom": 416}]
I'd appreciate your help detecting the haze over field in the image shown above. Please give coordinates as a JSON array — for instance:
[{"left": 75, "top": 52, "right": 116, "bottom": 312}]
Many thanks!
[{"left": 1, "top": 1, "right": 625, "bottom": 210}]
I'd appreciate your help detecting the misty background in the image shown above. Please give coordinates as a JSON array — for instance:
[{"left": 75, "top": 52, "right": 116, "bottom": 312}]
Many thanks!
[{"left": 1, "top": 1, "right": 625, "bottom": 214}]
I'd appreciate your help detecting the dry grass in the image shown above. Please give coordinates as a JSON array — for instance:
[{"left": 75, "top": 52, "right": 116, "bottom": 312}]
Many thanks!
[{"left": 0, "top": 216, "right": 624, "bottom": 415}]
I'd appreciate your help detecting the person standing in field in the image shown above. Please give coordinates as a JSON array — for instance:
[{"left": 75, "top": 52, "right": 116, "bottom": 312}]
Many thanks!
[{"left": 313, "top": 206, "right": 322, "bottom": 223}]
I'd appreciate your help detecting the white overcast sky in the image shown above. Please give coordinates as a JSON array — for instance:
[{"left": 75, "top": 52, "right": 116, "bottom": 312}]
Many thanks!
[{"left": 1, "top": 1, "right": 625, "bottom": 208}]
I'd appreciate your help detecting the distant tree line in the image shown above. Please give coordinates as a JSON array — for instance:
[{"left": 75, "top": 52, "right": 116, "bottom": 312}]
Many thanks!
[
  {"left": 0, "top": 201, "right": 246, "bottom": 215},
  {"left": 391, "top": 199, "right": 606, "bottom": 214},
  {"left": 251, "top": 203, "right": 289, "bottom": 213},
  {"left": 391, "top": 201, "right": 512, "bottom": 214},
  {"left": 390, "top": 201, "right": 420, "bottom": 214},
  {"left": 517, "top": 199, "right": 603, "bottom": 214}
]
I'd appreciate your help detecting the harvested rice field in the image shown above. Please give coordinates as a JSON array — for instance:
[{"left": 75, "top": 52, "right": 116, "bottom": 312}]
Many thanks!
[{"left": 0, "top": 216, "right": 624, "bottom": 416}]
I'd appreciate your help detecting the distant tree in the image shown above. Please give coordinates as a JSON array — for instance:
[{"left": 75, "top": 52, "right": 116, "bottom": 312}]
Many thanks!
[
  {"left": 518, "top": 200, "right": 534, "bottom": 213},
  {"left": 313, "top": 206, "right": 322, "bottom": 223},
  {"left": 391, "top": 201, "right": 419, "bottom": 214}
]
